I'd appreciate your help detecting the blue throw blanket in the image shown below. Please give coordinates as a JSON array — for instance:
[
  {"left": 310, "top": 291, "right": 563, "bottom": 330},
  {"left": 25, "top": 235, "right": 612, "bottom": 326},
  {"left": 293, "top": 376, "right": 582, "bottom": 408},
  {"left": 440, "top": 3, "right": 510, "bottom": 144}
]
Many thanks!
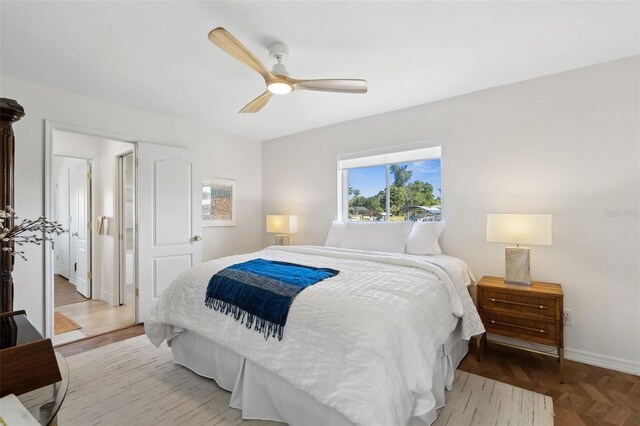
[{"left": 204, "top": 258, "right": 339, "bottom": 340}]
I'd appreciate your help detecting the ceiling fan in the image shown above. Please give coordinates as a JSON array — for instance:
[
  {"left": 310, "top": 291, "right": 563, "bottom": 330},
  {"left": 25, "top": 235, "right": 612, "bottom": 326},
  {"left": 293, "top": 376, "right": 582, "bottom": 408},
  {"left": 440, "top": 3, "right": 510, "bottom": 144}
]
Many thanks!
[{"left": 208, "top": 27, "right": 368, "bottom": 113}]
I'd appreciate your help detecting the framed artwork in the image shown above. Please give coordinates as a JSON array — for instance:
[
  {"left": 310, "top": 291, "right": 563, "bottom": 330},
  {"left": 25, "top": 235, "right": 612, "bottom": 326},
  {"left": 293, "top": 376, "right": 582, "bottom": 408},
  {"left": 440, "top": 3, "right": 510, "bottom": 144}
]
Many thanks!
[{"left": 202, "top": 178, "right": 236, "bottom": 227}]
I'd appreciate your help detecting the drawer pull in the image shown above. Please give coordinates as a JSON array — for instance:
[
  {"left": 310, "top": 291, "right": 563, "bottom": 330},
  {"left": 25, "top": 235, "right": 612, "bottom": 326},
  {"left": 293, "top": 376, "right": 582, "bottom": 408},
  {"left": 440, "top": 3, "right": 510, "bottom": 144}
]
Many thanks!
[
  {"left": 490, "top": 320, "right": 548, "bottom": 334},
  {"left": 490, "top": 298, "right": 545, "bottom": 309}
]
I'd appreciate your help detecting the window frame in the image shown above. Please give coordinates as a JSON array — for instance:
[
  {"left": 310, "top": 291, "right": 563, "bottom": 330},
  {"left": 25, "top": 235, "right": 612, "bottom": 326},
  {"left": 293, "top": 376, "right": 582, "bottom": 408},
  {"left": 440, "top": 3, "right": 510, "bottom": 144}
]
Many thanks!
[{"left": 337, "top": 140, "right": 442, "bottom": 222}]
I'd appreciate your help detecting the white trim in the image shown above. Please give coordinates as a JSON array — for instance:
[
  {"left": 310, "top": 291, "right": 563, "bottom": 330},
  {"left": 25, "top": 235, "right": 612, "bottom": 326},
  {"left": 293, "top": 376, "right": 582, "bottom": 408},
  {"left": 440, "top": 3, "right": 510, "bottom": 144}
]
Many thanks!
[
  {"left": 44, "top": 120, "right": 140, "bottom": 339},
  {"left": 116, "top": 149, "right": 135, "bottom": 307},
  {"left": 385, "top": 164, "right": 390, "bottom": 221},
  {"left": 337, "top": 169, "right": 348, "bottom": 222},
  {"left": 101, "top": 289, "right": 115, "bottom": 306},
  {"left": 113, "top": 146, "right": 134, "bottom": 158},
  {"left": 44, "top": 122, "right": 54, "bottom": 338},
  {"left": 337, "top": 138, "right": 442, "bottom": 163},
  {"left": 487, "top": 334, "right": 640, "bottom": 376},
  {"left": 114, "top": 148, "right": 135, "bottom": 307},
  {"left": 339, "top": 146, "right": 441, "bottom": 170},
  {"left": 565, "top": 347, "right": 640, "bottom": 376}
]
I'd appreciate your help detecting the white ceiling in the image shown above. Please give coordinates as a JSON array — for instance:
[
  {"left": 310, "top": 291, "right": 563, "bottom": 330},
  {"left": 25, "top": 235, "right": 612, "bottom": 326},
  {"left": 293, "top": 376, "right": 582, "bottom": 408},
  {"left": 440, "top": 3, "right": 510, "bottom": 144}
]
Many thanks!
[{"left": 1, "top": 1, "right": 638, "bottom": 141}]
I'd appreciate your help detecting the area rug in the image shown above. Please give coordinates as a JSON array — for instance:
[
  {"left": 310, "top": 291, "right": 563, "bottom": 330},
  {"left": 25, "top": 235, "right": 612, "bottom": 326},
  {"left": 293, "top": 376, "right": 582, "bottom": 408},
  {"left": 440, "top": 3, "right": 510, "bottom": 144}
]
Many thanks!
[
  {"left": 59, "top": 336, "right": 554, "bottom": 426},
  {"left": 54, "top": 311, "right": 81, "bottom": 335},
  {"left": 433, "top": 371, "right": 554, "bottom": 425}
]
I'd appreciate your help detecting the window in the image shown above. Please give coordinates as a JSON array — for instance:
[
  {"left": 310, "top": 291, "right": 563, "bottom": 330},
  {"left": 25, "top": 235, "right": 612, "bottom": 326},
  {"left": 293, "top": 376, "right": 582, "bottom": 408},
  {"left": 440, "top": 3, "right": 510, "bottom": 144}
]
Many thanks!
[{"left": 338, "top": 144, "right": 441, "bottom": 222}]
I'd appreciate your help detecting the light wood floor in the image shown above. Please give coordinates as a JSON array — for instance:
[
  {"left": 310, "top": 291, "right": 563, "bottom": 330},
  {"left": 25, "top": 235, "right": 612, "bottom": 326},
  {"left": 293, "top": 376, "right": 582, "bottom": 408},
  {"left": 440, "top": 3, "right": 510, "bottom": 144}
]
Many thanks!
[
  {"left": 54, "top": 275, "right": 135, "bottom": 344},
  {"left": 60, "top": 326, "right": 640, "bottom": 425},
  {"left": 54, "top": 274, "right": 89, "bottom": 307}
]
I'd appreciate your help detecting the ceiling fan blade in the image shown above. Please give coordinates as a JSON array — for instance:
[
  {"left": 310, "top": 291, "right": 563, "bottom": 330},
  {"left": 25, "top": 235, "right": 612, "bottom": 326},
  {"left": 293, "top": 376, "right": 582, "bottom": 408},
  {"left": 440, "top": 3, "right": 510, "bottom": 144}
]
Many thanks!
[
  {"left": 208, "top": 27, "right": 274, "bottom": 81},
  {"left": 239, "top": 91, "right": 274, "bottom": 113},
  {"left": 293, "top": 79, "right": 368, "bottom": 94}
]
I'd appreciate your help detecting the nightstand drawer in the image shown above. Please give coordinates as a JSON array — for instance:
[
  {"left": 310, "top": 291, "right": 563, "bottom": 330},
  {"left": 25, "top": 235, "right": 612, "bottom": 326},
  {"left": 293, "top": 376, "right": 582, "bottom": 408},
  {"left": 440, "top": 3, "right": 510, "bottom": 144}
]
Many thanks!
[
  {"left": 482, "top": 312, "right": 558, "bottom": 346},
  {"left": 481, "top": 289, "right": 557, "bottom": 320}
]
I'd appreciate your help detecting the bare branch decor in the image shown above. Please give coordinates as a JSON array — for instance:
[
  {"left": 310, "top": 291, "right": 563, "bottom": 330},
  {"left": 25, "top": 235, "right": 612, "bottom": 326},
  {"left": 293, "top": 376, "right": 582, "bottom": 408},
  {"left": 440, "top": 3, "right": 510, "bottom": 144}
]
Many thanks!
[{"left": 0, "top": 207, "right": 66, "bottom": 260}]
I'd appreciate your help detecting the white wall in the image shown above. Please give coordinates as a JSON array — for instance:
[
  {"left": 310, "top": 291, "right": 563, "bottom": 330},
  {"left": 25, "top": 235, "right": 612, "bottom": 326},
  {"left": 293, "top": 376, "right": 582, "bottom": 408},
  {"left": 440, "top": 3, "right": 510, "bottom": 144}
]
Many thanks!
[
  {"left": 262, "top": 56, "right": 640, "bottom": 374},
  {"left": 52, "top": 130, "right": 102, "bottom": 158},
  {"left": 1, "top": 75, "right": 263, "bottom": 333}
]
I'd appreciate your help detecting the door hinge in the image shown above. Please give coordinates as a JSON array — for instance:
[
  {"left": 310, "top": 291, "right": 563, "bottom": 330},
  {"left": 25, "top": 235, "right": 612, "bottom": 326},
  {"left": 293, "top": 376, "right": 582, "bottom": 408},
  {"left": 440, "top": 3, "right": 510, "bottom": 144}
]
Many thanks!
[
  {"left": 119, "top": 233, "right": 124, "bottom": 240},
  {"left": 87, "top": 172, "right": 92, "bottom": 180},
  {"left": 135, "top": 158, "right": 139, "bottom": 167},
  {"left": 87, "top": 222, "right": 92, "bottom": 230},
  {"left": 135, "top": 288, "right": 139, "bottom": 297},
  {"left": 87, "top": 271, "right": 93, "bottom": 279}
]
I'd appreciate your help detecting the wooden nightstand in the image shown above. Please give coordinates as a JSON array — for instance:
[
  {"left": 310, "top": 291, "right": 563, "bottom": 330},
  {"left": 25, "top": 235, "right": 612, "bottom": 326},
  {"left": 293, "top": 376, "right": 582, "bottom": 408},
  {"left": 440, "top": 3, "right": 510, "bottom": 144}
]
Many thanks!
[{"left": 476, "top": 276, "right": 564, "bottom": 383}]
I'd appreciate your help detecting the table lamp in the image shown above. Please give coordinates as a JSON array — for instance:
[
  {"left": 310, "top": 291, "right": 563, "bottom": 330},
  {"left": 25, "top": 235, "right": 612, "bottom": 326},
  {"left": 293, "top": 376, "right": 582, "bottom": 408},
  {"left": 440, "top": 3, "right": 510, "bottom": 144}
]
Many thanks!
[
  {"left": 266, "top": 215, "right": 298, "bottom": 246},
  {"left": 486, "top": 214, "right": 552, "bottom": 285}
]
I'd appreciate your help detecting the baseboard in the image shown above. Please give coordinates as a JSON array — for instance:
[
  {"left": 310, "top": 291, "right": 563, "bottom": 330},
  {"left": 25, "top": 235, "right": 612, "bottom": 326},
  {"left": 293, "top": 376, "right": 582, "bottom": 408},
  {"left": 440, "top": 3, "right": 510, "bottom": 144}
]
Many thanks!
[
  {"left": 565, "top": 347, "right": 640, "bottom": 376},
  {"left": 485, "top": 334, "right": 640, "bottom": 376},
  {"left": 101, "top": 290, "right": 114, "bottom": 306}
]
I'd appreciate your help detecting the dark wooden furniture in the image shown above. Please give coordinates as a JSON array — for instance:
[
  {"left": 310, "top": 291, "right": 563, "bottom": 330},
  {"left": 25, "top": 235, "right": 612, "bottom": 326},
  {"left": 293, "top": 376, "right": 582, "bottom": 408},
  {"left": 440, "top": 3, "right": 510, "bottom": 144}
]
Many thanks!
[
  {"left": 476, "top": 276, "right": 564, "bottom": 383},
  {"left": 0, "top": 98, "right": 25, "bottom": 312},
  {"left": 0, "top": 310, "right": 62, "bottom": 397}
]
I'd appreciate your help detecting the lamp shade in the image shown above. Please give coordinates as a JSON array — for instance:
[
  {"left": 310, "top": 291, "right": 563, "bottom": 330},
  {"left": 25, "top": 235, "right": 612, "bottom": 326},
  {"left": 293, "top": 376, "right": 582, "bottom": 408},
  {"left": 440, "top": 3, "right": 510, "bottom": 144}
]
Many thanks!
[
  {"left": 266, "top": 215, "right": 298, "bottom": 234},
  {"left": 486, "top": 214, "right": 552, "bottom": 246}
]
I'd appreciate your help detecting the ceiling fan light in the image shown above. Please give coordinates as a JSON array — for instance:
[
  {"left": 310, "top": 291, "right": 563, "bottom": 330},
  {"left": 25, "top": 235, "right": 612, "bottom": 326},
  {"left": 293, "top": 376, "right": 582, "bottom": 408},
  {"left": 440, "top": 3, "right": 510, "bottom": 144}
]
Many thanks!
[{"left": 267, "top": 82, "right": 292, "bottom": 95}]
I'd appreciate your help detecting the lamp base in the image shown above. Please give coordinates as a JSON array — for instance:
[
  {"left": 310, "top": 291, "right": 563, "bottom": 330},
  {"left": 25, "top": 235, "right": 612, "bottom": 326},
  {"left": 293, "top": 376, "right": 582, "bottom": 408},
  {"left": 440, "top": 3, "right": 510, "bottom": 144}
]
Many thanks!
[
  {"left": 274, "top": 235, "right": 289, "bottom": 246},
  {"left": 505, "top": 246, "right": 530, "bottom": 285}
]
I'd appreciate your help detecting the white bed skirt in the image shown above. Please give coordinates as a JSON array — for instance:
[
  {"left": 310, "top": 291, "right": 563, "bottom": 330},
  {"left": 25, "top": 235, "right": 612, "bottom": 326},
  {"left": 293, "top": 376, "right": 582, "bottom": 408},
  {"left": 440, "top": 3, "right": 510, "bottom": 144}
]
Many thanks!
[{"left": 169, "top": 329, "right": 469, "bottom": 426}]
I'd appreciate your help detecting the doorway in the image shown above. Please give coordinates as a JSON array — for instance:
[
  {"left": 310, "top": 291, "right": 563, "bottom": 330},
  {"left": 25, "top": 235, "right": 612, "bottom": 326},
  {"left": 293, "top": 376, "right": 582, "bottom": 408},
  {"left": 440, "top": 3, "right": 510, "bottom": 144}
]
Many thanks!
[
  {"left": 53, "top": 157, "right": 91, "bottom": 298},
  {"left": 118, "top": 152, "right": 135, "bottom": 307},
  {"left": 48, "top": 128, "right": 137, "bottom": 345}
]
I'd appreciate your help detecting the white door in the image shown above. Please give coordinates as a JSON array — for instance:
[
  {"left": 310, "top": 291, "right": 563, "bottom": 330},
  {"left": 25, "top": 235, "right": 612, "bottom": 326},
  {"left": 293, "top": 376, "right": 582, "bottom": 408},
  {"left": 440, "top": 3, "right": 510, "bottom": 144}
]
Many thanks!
[
  {"left": 54, "top": 169, "right": 70, "bottom": 279},
  {"left": 68, "top": 163, "right": 78, "bottom": 285},
  {"left": 75, "top": 161, "right": 91, "bottom": 298},
  {"left": 137, "top": 143, "right": 202, "bottom": 323}
]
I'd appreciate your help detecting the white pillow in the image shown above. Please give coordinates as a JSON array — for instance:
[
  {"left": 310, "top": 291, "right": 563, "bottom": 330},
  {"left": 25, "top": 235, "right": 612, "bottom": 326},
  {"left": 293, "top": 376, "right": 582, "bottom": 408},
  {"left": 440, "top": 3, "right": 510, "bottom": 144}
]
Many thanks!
[
  {"left": 324, "top": 221, "right": 414, "bottom": 253},
  {"left": 405, "top": 221, "right": 445, "bottom": 255}
]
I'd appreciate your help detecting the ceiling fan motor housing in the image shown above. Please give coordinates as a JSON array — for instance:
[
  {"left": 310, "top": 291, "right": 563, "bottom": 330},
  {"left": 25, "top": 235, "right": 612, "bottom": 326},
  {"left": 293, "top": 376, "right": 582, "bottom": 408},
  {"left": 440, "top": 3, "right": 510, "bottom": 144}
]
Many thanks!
[{"left": 269, "top": 42, "right": 290, "bottom": 76}]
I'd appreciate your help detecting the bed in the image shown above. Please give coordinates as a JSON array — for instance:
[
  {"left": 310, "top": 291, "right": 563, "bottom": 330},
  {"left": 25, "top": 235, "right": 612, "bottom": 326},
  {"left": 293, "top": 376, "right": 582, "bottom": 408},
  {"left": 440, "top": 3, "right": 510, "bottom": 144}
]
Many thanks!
[{"left": 145, "top": 232, "right": 485, "bottom": 426}]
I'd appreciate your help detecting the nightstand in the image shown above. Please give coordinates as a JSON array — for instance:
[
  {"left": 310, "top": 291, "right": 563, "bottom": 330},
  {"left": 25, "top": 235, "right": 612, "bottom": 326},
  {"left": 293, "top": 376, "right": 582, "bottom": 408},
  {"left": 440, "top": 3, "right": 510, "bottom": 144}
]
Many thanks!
[{"left": 476, "top": 276, "right": 564, "bottom": 383}]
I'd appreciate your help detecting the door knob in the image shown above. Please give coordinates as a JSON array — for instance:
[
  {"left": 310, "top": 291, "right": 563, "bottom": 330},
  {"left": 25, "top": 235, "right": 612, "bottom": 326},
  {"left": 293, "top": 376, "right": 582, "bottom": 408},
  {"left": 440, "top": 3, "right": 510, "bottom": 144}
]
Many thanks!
[
  {"left": 72, "top": 232, "right": 79, "bottom": 237},
  {"left": 193, "top": 235, "right": 202, "bottom": 242}
]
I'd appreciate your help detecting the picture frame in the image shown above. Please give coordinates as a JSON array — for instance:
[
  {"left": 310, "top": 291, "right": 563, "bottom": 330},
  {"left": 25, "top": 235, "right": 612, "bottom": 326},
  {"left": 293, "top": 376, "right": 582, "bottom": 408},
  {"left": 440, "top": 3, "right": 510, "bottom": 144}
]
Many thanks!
[{"left": 202, "top": 178, "right": 236, "bottom": 227}]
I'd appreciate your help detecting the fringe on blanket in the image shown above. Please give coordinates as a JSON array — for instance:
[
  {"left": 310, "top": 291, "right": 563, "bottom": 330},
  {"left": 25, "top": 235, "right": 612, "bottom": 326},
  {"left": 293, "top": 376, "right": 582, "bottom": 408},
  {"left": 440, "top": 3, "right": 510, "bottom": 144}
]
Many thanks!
[{"left": 204, "top": 296, "right": 285, "bottom": 341}]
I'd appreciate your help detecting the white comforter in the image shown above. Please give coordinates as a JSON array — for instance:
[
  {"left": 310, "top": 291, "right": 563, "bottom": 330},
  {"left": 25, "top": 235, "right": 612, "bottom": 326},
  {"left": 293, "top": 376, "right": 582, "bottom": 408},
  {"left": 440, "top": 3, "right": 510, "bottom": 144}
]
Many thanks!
[{"left": 145, "top": 246, "right": 485, "bottom": 425}]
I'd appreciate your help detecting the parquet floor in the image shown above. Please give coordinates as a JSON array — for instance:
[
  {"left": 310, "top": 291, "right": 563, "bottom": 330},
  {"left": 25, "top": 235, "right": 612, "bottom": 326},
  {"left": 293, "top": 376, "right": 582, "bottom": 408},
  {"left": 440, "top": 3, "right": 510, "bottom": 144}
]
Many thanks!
[
  {"left": 59, "top": 327, "right": 640, "bottom": 425},
  {"left": 459, "top": 340, "right": 640, "bottom": 426}
]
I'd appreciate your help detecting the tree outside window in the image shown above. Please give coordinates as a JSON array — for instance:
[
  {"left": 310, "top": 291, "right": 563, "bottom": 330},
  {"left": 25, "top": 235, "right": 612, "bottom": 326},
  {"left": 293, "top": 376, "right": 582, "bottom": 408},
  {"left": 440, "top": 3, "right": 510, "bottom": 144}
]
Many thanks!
[{"left": 346, "top": 158, "right": 441, "bottom": 222}]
